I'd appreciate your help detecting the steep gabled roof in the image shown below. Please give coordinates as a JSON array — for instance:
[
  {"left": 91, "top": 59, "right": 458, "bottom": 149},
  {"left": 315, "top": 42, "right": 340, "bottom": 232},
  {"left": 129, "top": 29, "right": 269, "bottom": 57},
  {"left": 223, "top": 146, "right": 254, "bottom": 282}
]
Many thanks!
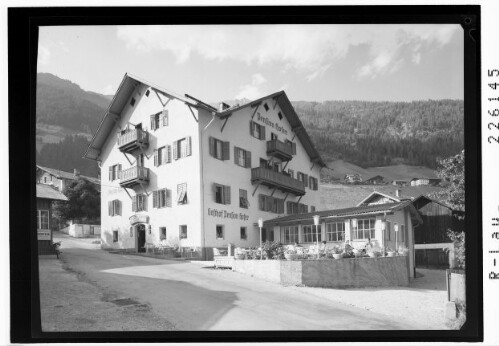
[
  {"left": 264, "top": 200, "right": 422, "bottom": 226},
  {"left": 36, "top": 184, "right": 68, "bottom": 201},
  {"left": 36, "top": 165, "right": 100, "bottom": 185}
]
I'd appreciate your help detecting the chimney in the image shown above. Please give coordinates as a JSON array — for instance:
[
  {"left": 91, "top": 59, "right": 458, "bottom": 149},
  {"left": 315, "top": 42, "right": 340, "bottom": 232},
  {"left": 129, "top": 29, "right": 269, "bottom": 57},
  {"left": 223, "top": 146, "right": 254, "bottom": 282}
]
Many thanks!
[
  {"left": 219, "top": 102, "right": 230, "bottom": 112},
  {"left": 74, "top": 169, "right": 80, "bottom": 177},
  {"left": 395, "top": 189, "right": 401, "bottom": 197}
]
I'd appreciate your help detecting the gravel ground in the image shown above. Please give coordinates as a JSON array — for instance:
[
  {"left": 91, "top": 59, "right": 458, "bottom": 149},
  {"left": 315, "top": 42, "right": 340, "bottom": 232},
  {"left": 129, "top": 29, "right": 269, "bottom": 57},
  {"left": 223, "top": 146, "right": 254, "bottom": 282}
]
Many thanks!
[{"left": 39, "top": 257, "right": 176, "bottom": 331}]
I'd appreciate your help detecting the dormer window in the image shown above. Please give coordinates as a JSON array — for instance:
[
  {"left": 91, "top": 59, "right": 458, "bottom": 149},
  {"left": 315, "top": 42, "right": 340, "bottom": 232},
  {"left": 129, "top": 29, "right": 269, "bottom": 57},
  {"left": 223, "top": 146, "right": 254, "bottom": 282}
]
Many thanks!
[{"left": 264, "top": 103, "right": 269, "bottom": 111}]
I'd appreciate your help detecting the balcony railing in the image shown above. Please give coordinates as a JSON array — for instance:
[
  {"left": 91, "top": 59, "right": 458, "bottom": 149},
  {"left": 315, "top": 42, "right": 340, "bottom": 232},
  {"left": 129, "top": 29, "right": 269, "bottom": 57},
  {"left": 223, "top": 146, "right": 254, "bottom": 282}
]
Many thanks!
[
  {"left": 266, "top": 139, "right": 294, "bottom": 161},
  {"left": 117, "top": 128, "right": 149, "bottom": 152},
  {"left": 119, "top": 166, "right": 149, "bottom": 188},
  {"left": 251, "top": 167, "right": 305, "bottom": 196}
]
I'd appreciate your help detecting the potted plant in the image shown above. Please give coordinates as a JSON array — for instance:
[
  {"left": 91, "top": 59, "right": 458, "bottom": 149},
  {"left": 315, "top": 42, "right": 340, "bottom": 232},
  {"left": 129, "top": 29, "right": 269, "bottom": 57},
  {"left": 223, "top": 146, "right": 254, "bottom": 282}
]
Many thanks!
[
  {"left": 386, "top": 248, "right": 395, "bottom": 257},
  {"left": 352, "top": 248, "right": 363, "bottom": 258},
  {"left": 367, "top": 248, "right": 381, "bottom": 258},
  {"left": 331, "top": 246, "right": 343, "bottom": 259},
  {"left": 234, "top": 247, "right": 246, "bottom": 260},
  {"left": 398, "top": 245, "right": 409, "bottom": 256},
  {"left": 284, "top": 249, "right": 298, "bottom": 260}
]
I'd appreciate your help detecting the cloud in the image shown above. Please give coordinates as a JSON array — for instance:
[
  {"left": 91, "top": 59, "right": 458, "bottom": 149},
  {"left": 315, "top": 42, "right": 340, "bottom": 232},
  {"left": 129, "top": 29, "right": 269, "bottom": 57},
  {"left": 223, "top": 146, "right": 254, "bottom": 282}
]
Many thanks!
[
  {"left": 235, "top": 73, "right": 267, "bottom": 100},
  {"left": 38, "top": 45, "right": 50, "bottom": 65},
  {"left": 116, "top": 24, "right": 460, "bottom": 80}
]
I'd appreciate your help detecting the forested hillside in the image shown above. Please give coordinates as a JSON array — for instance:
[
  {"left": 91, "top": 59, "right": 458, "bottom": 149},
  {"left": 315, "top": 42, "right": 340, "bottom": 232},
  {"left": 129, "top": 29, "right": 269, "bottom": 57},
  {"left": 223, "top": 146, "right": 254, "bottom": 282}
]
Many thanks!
[{"left": 292, "top": 100, "right": 464, "bottom": 169}]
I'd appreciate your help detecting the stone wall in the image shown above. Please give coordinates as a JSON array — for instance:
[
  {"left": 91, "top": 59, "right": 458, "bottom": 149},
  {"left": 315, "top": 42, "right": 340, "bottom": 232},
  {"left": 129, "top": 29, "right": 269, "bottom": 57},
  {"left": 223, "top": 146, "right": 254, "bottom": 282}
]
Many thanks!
[{"left": 233, "top": 256, "right": 410, "bottom": 288}]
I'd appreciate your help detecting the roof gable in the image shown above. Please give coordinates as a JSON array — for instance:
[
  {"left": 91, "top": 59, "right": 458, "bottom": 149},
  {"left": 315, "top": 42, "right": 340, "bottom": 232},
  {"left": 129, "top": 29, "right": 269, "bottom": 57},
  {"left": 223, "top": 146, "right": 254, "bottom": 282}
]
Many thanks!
[
  {"left": 36, "top": 184, "right": 68, "bottom": 201},
  {"left": 37, "top": 165, "right": 100, "bottom": 185}
]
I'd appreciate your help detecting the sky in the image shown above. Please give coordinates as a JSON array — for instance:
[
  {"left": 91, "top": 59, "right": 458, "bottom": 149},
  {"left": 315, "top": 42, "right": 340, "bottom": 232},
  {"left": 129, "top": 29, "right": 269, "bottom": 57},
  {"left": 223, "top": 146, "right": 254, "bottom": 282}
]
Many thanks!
[{"left": 37, "top": 24, "right": 464, "bottom": 103}]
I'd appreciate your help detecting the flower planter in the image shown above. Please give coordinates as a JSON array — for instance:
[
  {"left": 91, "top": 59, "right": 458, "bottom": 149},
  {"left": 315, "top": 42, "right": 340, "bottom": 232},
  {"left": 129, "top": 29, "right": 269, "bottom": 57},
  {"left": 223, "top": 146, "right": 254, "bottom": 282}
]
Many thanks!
[
  {"left": 285, "top": 253, "right": 298, "bottom": 261},
  {"left": 387, "top": 251, "right": 395, "bottom": 257},
  {"left": 235, "top": 254, "right": 245, "bottom": 260},
  {"left": 332, "top": 253, "right": 342, "bottom": 260}
]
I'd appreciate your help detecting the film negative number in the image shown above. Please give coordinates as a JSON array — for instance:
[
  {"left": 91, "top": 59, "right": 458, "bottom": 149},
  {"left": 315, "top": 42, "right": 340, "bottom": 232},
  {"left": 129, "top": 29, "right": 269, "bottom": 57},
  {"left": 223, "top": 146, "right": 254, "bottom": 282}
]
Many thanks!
[
  {"left": 489, "top": 69, "right": 499, "bottom": 77},
  {"left": 487, "top": 69, "right": 499, "bottom": 144}
]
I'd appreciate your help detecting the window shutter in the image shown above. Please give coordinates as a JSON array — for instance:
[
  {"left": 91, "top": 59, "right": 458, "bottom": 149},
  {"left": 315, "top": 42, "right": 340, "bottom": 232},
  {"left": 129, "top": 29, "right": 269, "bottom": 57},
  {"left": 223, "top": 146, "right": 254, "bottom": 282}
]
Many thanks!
[
  {"left": 222, "top": 141, "right": 230, "bottom": 160},
  {"left": 250, "top": 121, "right": 254, "bottom": 137},
  {"left": 162, "top": 109, "right": 168, "bottom": 126},
  {"left": 292, "top": 142, "right": 297, "bottom": 155},
  {"left": 173, "top": 141, "right": 178, "bottom": 160},
  {"left": 186, "top": 136, "right": 192, "bottom": 156},
  {"left": 245, "top": 150, "right": 251, "bottom": 168},
  {"left": 223, "top": 185, "right": 231, "bottom": 205},
  {"left": 118, "top": 165, "right": 122, "bottom": 180},
  {"left": 287, "top": 201, "right": 292, "bottom": 214},
  {"left": 304, "top": 174, "right": 309, "bottom": 187},
  {"left": 154, "top": 149, "right": 158, "bottom": 166},
  {"left": 166, "top": 145, "right": 171, "bottom": 163},
  {"left": 259, "top": 195, "right": 265, "bottom": 211},
  {"left": 109, "top": 166, "right": 113, "bottom": 181},
  {"left": 108, "top": 201, "right": 112, "bottom": 216},
  {"left": 150, "top": 114, "right": 156, "bottom": 130},
  {"left": 132, "top": 196, "right": 137, "bottom": 212},
  {"left": 260, "top": 125, "right": 266, "bottom": 140},
  {"left": 167, "top": 189, "right": 172, "bottom": 207},
  {"left": 153, "top": 191, "right": 158, "bottom": 208},
  {"left": 234, "top": 147, "right": 239, "bottom": 164},
  {"left": 278, "top": 199, "right": 284, "bottom": 214},
  {"left": 209, "top": 137, "right": 215, "bottom": 157}
]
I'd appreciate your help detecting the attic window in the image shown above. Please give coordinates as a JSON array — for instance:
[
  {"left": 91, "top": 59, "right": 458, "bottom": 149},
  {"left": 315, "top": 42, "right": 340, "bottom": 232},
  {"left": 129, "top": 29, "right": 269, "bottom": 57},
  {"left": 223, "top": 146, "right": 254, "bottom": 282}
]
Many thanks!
[
  {"left": 264, "top": 103, "right": 269, "bottom": 111},
  {"left": 145, "top": 89, "right": 150, "bottom": 97},
  {"left": 278, "top": 112, "right": 283, "bottom": 120},
  {"left": 130, "top": 97, "right": 136, "bottom": 107}
]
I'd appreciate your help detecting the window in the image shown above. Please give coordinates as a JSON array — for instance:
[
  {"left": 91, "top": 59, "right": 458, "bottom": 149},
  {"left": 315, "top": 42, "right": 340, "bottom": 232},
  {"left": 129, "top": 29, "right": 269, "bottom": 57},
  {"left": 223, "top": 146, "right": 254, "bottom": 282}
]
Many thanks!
[
  {"left": 130, "top": 97, "right": 136, "bottom": 107},
  {"left": 353, "top": 219, "right": 376, "bottom": 240},
  {"left": 287, "top": 201, "right": 299, "bottom": 215},
  {"left": 260, "top": 158, "right": 269, "bottom": 168},
  {"left": 309, "top": 176, "right": 319, "bottom": 191},
  {"left": 108, "top": 200, "right": 122, "bottom": 216},
  {"left": 209, "top": 137, "right": 229, "bottom": 160},
  {"left": 214, "top": 184, "right": 231, "bottom": 204},
  {"left": 153, "top": 188, "right": 171, "bottom": 208},
  {"left": 113, "top": 230, "right": 119, "bottom": 243},
  {"left": 258, "top": 194, "right": 284, "bottom": 213},
  {"left": 271, "top": 132, "right": 278, "bottom": 141},
  {"left": 311, "top": 206, "right": 316, "bottom": 212},
  {"left": 278, "top": 111, "right": 283, "bottom": 120},
  {"left": 250, "top": 121, "right": 266, "bottom": 140},
  {"left": 282, "top": 226, "right": 299, "bottom": 244},
  {"left": 132, "top": 194, "right": 147, "bottom": 212},
  {"left": 326, "top": 222, "right": 345, "bottom": 242},
  {"left": 160, "top": 227, "right": 167, "bottom": 241},
  {"left": 109, "top": 164, "right": 122, "bottom": 181},
  {"left": 155, "top": 146, "right": 170, "bottom": 166},
  {"left": 264, "top": 103, "right": 269, "bottom": 111},
  {"left": 173, "top": 137, "right": 192, "bottom": 160},
  {"left": 216, "top": 225, "right": 224, "bottom": 240},
  {"left": 179, "top": 225, "right": 188, "bottom": 239},
  {"left": 234, "top": 147, "right": 251, "bottom": 168},
  {"left": 239, "top": 189, "right": 249, "bottom": 209},
  {"left": 298, "top": 203, "right": 308, "bottom": 214},
  {"left": 297, "top": 172, "right": 304, "bottom": 182},
  {"left": 177, "top": 183, "right": 187, "bottom": 205},
  {"left": 385, "top": 221, "right": 391, "bottom": 241},
  {"left": 240, "top": 227, "right": 247, "bottom": 240},
  {"left": 288, "top": 169, "right": 294, "bottom": 179},
  {"left": 44, "top": 177, "right": 47, "bottom": 183},
  {"left": 399, "top": 225, "right": 405, "bottom": 243},
  {"left": 303, "top": 225, "right": 321, "bottom": 243},
  {"left": 37, "top": 210, "right": 49, "bottom": 229},
  {"left": 145, "top": 89, "right": 150, "bottom": 97},
  {"left": 150, "top": 110, "right": 169, "bottom": 130}
]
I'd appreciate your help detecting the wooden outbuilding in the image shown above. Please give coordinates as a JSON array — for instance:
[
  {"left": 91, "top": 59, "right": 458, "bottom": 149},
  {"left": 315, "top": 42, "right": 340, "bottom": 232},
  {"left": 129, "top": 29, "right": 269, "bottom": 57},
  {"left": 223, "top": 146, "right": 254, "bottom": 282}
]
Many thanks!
[{"left": 36, "top": 184, "right": 68, "bottom": 255}]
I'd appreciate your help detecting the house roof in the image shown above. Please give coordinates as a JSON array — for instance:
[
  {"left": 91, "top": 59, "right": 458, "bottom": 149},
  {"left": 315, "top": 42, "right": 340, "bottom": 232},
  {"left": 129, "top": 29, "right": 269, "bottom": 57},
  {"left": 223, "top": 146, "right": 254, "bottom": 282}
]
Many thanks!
[
  {"left": 365, "top": 175, "right": 384, "bottom": 181},
  {"left": 356, "top": 190, "right": 454, "bottom": 211},
  {"left": 217, "top": 91, "right": 326, "bottom": 168},
  {"left": 37, "top": 165, "right": 100, "bottom": 185},
  {"left": 36, "top": 184, "right": 68, "bottom": 201},
  {"left": 264, "top": 200, "right": 422, "bottom": 226}
]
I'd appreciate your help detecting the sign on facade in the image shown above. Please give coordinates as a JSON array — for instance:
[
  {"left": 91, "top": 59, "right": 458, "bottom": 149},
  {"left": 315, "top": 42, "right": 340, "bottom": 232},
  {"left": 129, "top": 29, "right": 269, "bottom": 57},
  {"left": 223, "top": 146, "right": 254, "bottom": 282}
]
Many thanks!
[
  {"left": 129, "top": 214, "right": 149, "bottom": 225},
  {"left": 37, "top": 229, "right": 51, "bottom": 241}
]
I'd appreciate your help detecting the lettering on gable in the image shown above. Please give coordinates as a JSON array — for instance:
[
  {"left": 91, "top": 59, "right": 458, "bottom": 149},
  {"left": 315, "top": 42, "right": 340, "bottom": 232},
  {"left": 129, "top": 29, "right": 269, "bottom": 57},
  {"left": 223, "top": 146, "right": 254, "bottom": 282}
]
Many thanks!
[
  {"left": 207, "top": 208, "right": 249, "bottom": 221},
  {"left": 257, "top": 113, "right": 288, "bottom": 136}
]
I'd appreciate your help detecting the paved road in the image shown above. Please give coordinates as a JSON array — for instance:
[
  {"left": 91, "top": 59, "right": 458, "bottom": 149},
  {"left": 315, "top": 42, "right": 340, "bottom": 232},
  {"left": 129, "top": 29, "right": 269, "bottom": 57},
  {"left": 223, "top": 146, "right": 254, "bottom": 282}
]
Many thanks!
[{"left": 49, "top": 232, "right": 419, "bottom": 331}]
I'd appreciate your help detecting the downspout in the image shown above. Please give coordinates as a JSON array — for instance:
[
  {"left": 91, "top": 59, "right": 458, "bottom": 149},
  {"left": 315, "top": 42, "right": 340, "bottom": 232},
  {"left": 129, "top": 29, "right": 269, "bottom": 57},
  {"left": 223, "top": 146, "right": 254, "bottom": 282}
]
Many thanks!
[{"left": 198, "top": 111, "right": 207, "bottom": 259}]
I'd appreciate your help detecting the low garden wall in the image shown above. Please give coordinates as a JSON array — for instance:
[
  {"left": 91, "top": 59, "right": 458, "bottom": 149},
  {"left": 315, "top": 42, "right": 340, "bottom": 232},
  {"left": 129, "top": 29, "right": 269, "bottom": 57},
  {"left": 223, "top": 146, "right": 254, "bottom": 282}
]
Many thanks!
[{"left": 233, "top": 256, "right": 410, "bottom": 288}]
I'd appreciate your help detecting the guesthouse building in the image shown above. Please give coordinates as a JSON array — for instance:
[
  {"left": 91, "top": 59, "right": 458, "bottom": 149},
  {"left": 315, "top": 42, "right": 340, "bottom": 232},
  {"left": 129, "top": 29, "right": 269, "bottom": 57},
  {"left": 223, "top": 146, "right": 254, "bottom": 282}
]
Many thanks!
[
  {"left": 36, "top": 165, "right": 101, "bottom": 192},
  {"left": 84, "top": 73, "right": 326, "bottom": 259}
]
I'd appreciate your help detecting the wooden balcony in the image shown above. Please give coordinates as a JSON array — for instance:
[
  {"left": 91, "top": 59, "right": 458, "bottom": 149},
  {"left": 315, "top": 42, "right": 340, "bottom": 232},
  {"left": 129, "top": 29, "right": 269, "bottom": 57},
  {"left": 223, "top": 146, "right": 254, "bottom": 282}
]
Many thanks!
[
  {"left": 266, "top": 139, "right": 294, "bottom": 161},
  {"left": 251, "top": 167, "right": 305, "bottom": 196},
  {"left": 119, "top": 166, "right": 149, "bottom": 188},
  {"left": 117, "top": 128, "right": 149, "bottom": 153}
]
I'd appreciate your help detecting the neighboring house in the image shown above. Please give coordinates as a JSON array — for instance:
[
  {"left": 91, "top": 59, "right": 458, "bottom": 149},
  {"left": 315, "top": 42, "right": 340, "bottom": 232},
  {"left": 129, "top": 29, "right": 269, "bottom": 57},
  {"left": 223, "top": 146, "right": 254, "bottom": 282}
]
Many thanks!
[
  {"left": 356, "top": 190, "right": 463, "bottom": 268},
  {"left": 392, "top": 180, "right": 408, "bottom": 187},
  {"left": 36, "top": 165, "right": 101, "bottom": 192},
  {"left": 344, "top": 173, "right": 362, "bottom": 184},
  {"left": 36, "top": 184, "right": 68, "bottom": 255},
  {"left": 364, "top": 175, "right": 385, "bottom": 185},
  {"left": 264, "top": 201, "right": 422, "bottom": 278},
  {"left": 410, "top": 177, "right": 441, "bottom": 187},
  {"left": 84, "top": 73, "right": 326, "bottom": 260}
]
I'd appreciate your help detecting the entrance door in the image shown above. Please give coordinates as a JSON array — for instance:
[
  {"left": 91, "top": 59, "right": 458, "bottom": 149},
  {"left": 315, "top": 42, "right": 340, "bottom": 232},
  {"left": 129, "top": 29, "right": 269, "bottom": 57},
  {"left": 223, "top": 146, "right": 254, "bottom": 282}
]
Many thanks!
[{"left": 137, "top": 224, "right": 146, "bottom": 253}]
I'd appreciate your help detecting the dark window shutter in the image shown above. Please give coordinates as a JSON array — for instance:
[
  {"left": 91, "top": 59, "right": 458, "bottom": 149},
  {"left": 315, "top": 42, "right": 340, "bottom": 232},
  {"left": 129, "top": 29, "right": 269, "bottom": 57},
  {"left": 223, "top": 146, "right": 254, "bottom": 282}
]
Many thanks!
[
  {"left": 167, "top": 145, "right": 172, "bottom": 163},
  {"left": 153, "top": 191, "right": 158, "bottom": 208},
  {"left": 118, "top": 165, "right": 122, "bottom": 180},
  {"left": 260, "top": 125, "right": 266, "bottom": 140},
  {"left": 266, "top": 196, "right": 272, "bottom": 212},
  {"left": 173, "top": 141, "right": 178, "bottom": 160},
  {"left": 167, "top": 189, "right": 172, "bottom": 208},
  {"left": 223, "top": 185, "right": 231, "bottom": 205},
  {"left": 162, "top": 109, "right": 168, "bottom": 126},
  {"left": 132, "top": 196, "right": 137, "bottom": 212},
  {"left": 304, "top": 174, "right": 309, "bottom": 187},
  {"left": 259, "top": 195, "right": 265, "bottom": 211},
  {"left": 209, "top": 137, "right": 215, "bottom": 157},
  {"left": 292, "top": 142, "right": 297, "bottom": 155},
  {"left": 108, "top": 201, "right": 112, "bottom": 216},
  {"left": 245, "top": 150, "right": 251, "bottom": 168},
  {"left": 186, "top": 136, "right": 192, "bottom": 156},
  {"left": 278, "top": 199, "right": 284, "bottom": 214},
  {"left": 154, "top": 149, "right": 158, "bottom": 166},
  {"left": 109, "top": 166, "right": 113, "bottom": 181},
  {"left": 222, "top": 141, "right": 230, "bottom": 160},
  {"left": 150, "top": 114, "right": 156, "bottom": 130},
  {"left": 234, "top": 147, "right": 239, "bottom": 164},
  {"left": 287, "top": 201, "right": 292, "bottom": 214},
  {"left": 250, "top": 121, "right": 254, "bottom": 137}
]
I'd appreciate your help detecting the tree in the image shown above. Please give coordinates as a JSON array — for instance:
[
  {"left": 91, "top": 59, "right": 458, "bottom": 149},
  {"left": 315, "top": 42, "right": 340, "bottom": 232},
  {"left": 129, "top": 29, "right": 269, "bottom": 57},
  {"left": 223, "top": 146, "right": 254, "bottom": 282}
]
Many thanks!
[
  {"left": 53, "top": 178, "right": 100, "bottom": 224},
  {"left": 433, "top": 150, "right": 465, "bottom": 268}
]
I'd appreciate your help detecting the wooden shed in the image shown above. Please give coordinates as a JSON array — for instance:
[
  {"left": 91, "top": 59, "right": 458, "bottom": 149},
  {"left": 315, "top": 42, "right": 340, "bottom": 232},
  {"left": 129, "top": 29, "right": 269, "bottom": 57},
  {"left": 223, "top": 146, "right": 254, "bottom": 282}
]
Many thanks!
[{"left": 36, "top": 184, "right": 68, "bottom": 255}]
